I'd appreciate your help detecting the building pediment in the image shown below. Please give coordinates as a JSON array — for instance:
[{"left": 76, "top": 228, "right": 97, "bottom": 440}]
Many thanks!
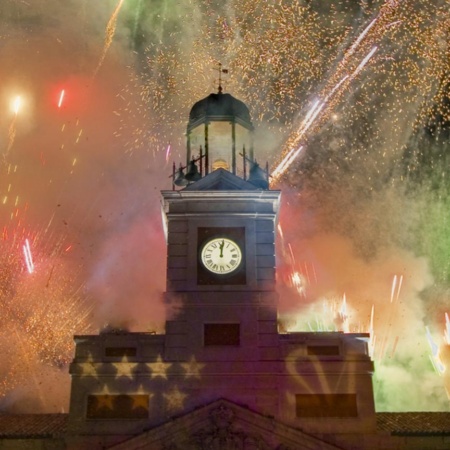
[
  {"left": 110, "top": 398, "right": 343, "bottom": 450},
  {"left": 183, "top": 168, "right": 261, "bottom": 191}
]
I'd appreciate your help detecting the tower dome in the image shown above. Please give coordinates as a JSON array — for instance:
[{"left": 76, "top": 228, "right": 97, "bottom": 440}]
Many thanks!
[
  {"left": 186, "top": 90, "right": 254, "bottom": 177},
  {"left": 188, "top": 92, "right": 253, "bottom": 131}
]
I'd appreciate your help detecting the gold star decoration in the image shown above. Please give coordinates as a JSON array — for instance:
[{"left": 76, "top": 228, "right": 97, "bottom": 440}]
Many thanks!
[
  {"left": 147, "top": 355, "right": 172, "bottom": 379},
  {"left": 131, "top": 394, "right": 150, "bottom": 410},
  {"left": 78, "top": 353, "right": 99, "bottom": 378},
  {"left": 163, "top": 385, "right": 187, "bottom": 412},
  {"left": 180, "top": 355, "right": 205, "bottom": 379},
  {"left": 112, "top": 356, "right": 138, "bottom": 379},
  {"left": 132, "top": 384, "right": 153, "bottom": 409},
  {"left": 94, "top": 385, "right": 114, "bottom": 410}
]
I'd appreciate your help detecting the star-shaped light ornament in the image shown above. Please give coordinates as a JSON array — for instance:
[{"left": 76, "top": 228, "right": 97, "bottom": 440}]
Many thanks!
[
  {"left": 79, "top": 353, "right": 99, "bottom": 378},
  {"left": 131, "top": 384, "right": 153, "bottom": 410},
  {"left": 181, "top": 355, "right": 205, "bottom": 379},
  {"left": 94, "top": 385, "right": 114, "bottom": 410},
  {"left": 163, "top": 386, "right": 187, "bottom": 412},
  {"left": 112, "top": 356, "right": 138, "bottom": 379},
  {"left": 131, "top": 394, "right": 150, "bottom": 410},
  {"left": 147, "top": 355, "right": 172, "bottom": 379}
]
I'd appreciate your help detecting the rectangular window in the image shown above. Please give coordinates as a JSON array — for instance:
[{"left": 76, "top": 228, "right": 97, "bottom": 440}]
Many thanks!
[
  {"left": 86, "top": 395, "right": 149, "bottom": 419},
  {"left": 104, "top": 347, "right": 137, "bottom": 357},
  {"left": 307, "top": 345, "right": 340, "bottom": 356},
  {"left": 295, "top": 394, "right": 357, "bottom": 418},
  {"left": 204, "top": 323, "right": 240, "bottom": 346}
]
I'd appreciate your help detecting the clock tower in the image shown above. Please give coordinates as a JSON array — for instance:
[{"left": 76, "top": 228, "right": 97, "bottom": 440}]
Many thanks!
[{"left": 162, "top": 89, "right": 282, "bottom": 411}]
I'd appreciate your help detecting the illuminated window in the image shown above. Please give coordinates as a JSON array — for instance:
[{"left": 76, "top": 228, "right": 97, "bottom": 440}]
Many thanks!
[
  {"left": 204, "top": 323, "right": 240, "bottom": 346},
  {"left": 295, "top": 394, "right": 357, "bottom": 418},
  {"left": 86, "top": 395, "right": 149, "bottom": 419},
  {"left": 104, "top": 347, "right": 137, "bottom": 357},
  {"left": 307, "top": 345, "right": 340, "bottom": 356}
]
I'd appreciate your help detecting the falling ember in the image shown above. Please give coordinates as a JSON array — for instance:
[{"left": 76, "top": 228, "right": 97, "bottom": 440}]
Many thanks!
[
  {"left": 22, "top": 239, "right": 35, "bottom": 274},
  {"left": 165, "top": 143, "right": 171, "bottom": 162},
  {"left": 58, "top": 89, "right": 65, "bottom": 108},
  {"left": 12, "top": 96, "right": 21, "bottom": 115}
]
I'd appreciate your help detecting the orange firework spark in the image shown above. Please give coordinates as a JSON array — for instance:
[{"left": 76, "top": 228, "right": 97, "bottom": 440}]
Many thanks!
[{"left": 93, "top": 0, "right": 126, "bottom": 78}]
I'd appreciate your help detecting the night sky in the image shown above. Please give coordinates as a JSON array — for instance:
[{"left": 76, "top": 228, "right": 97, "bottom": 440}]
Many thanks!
[{"left": 0, "top": 0, "right": 448, "bottom": 413}]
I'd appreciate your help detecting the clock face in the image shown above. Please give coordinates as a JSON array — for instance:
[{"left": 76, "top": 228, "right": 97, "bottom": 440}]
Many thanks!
[{"left": 201, "top": 237, "right": 242, "bottom": 275}]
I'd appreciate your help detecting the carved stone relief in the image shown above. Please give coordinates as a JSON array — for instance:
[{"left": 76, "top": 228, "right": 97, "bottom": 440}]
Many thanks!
[
  {"left": 190, "top": 404, "right": 271, "bottom": 450},
  {"left": 156, "top": 405, "right": 301, "bottom": 450}
]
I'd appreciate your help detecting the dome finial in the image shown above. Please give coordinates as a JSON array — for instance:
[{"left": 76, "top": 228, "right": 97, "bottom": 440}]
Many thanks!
[{"left": 216, "top": 62, "right": 228, "bottom": 94}]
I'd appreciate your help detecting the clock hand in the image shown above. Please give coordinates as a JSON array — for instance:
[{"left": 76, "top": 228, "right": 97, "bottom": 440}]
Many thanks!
[{"left": 219, "top": 240, "right": 224, "bottom": 257}]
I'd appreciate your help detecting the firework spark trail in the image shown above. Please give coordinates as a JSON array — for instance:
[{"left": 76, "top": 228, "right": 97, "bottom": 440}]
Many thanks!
[
  {"left": 390, "top": 275, "right": 397, "bottom": 303},
  {"left": 389, "top": 274, "right": 403, "bottom": 303},
  {"left": 426, "top": 326, "right": 445, "bottom": 374},
  {"left": 332, "top": 0, "right": 402, "bottom": 84},
  {"left": 58, "top": 90, "right": 65, "bottom": 108},
  {"left": 270, "top": 0, "right": 405, "bottom": 182},
  {"left": 350, "top": 45, "right": 378, "bottom": 79},
  {"left": 339, "top": 294, "right": 349, "bottom": 333},
  {"left": 396, "top": 275, "right": 403, "bottom": 302},
  {"left": 271, "top": 96, "right": 325, "bottom": 178},
  {"left": 347, "top": 17, "right": 379, "bottom": 58},
  {"left": 131, "top": 0, "right": 143, "bottom": 46},
  {"left": 22, "top": 239, "right": 34, "bottom": 274},
  {"left": 271, "top": 42, "right": 379, "bottom": 182},
  {"left": 165, "top": 143, "right": 171, "bottom": 163},
  {"left": 271, "top": 146, "right": 303, "bottom": 179},
  {"left": 377, "top": 275, "right": 403, "bottom": 360},
  {"left": 322, "top": 0, "right": 403, "bottom": 97},
  {"left": 93, "top": 0, "right": 126, "bottom": 79}
]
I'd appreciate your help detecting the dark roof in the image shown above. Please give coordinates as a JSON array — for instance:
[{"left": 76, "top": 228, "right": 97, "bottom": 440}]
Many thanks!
[
  {"left": 0, "top": 414, "right": 68, "bottom": 438},
  {"left": 188, "top": 92, "right": 252, "bottom": 129},
  {"left": 183, "top": 168, "right": 260, "bottom": 191},
  {"left": 377, "top": 412, "right": 450, "bottom": 436},
  {"left": 1, "top": 411, "right": 449, "bottom": 439}
]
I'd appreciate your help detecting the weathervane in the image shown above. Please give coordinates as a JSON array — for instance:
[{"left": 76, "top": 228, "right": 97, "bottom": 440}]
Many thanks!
[{"left": 216, "top": 62, "right": 228, "bottom": 93}]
